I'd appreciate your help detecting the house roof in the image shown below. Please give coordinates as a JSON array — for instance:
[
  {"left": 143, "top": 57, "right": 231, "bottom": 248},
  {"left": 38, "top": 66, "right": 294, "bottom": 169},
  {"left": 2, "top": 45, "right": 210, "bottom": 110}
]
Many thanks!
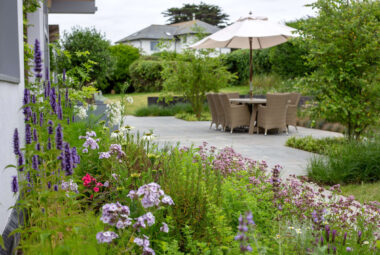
[{"left": 116, "top": 20, "right": 220, "bottom": 43}]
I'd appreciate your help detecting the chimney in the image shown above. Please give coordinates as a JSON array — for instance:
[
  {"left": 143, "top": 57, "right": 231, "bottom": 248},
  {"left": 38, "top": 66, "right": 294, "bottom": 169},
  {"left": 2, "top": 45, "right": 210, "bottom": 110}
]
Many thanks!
[{"left": 192, "top": 13, "right": 196, "bottom": 20}]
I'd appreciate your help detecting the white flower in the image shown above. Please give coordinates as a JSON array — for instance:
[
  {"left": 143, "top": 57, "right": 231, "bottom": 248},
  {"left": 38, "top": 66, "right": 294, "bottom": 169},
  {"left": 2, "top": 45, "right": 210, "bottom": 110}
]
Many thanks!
[
  {"left": 126, "top": 96, "right": 133, "bottom": 104},
  {"left": 363, "top": 241, "right": 369, "bottom": 245},
  {"left": 142, "top": 133, "right": 156, "bottom": 141},
  {"left": 120, "top": 125, "right": 134, "bottom": 133},
  {"left": 105, "top": 102, "right": 123, "bottom": 127},
  {"left": 295, "top": 229, "right": 302, "bottom": 234},
  {"left": 75, "top": 105, "right": 88, "bottom": 119},
  {"left": 111, "top": 130, "right": 123, "bottom": 139},
  {"left": 288, "top": 226, "right": 294, "bottom": 230}
]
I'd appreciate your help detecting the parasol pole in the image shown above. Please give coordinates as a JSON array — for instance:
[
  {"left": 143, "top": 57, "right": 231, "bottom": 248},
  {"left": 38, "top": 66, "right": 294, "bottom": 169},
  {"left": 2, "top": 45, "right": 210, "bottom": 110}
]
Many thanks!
[{"left": 249, "top": 37, "right": 253, "bottom": 99}]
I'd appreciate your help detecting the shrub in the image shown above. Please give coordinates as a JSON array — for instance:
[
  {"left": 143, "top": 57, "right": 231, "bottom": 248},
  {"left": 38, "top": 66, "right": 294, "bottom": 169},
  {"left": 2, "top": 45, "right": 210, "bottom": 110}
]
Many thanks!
[
  {"left": 129, "top": 60, "right": 164, "bottom": 92},
  {"left": 108, "top": 44, "right": 140, "bottom": 93},
  {"left": 135, "top": 103, "right": 194, "bottom": 117},
  {"left": 269, "top": 39, "right": 313, "bottom": 78},
  {"left": 285, "top": 136, "right": 346, "bottom": 155},
  {"left": 223, "top": 49, "right": 271, "bottom": 86},
  {"left": 57, "top": 27, "right": 112, "bottom": 91},
  {"left": 307, "top": 138, "right": 380, "bottom": 184}
]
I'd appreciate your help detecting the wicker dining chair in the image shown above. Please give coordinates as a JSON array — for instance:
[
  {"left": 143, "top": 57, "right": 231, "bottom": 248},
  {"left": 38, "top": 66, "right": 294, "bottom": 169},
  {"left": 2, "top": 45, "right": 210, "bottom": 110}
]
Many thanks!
[
  {"left": 257, "top": 93, "right": 290, "bottom": 135},
  {"left": 286, "top": 92, "right": 301, "bottom": 131},
  {"left": 226, "top": 92, "right": 240, "bottom": 104},
  {"left": 206, "top": 93, "right": 219, "bottom": 129},
  {"left": 213, "top": 93, "right": 226, "bottom": 130},
  {"left": 219, "top": 93, "right": 250, "bottom": 133}
]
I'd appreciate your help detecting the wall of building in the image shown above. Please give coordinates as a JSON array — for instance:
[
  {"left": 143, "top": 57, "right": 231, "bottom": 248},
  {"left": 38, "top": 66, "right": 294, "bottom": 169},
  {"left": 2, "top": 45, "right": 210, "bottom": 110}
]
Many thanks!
[{"left": 0, "top": 0, "right": 25, "bottom": 234}]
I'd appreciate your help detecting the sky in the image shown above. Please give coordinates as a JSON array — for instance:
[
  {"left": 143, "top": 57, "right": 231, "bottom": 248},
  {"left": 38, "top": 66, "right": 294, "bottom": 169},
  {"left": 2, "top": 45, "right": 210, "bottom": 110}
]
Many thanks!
[{"left": 49, "top": 0, "right": 317, "bottom": 44}]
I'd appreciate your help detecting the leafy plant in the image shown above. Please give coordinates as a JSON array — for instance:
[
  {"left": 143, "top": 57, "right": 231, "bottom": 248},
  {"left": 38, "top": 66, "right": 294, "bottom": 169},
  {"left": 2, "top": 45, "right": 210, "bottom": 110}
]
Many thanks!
[
  {"left": 129, "top": 59, "right": 164, "bottom": 92},
  {"left": 300, "top": 0, "right": 380, "bottom": 139},
  {"left": 161, "top": 50, "right": 235, "bottom": 119}
]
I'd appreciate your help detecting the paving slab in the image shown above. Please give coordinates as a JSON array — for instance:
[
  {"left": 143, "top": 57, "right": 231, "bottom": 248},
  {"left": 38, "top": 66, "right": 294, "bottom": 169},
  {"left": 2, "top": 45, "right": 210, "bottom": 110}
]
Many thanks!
[{"left": 124, "top": 116, "right": 343, "bottom": 177}]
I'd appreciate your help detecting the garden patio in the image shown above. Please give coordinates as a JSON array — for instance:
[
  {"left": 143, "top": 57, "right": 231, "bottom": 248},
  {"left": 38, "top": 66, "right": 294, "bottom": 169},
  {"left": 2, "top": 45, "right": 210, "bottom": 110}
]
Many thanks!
[{"left": 124, "top": 115, "right": 342, "bottom": 177}]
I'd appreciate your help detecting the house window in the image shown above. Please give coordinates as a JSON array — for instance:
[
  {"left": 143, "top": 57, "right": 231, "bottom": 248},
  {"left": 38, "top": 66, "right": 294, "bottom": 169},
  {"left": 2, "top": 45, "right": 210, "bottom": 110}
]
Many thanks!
[
  {"left": 0, "top": 0, "right": 20, "bottom": 83},
  {"left": 150, "top": 41, "right": 159, "bottom": 51}
]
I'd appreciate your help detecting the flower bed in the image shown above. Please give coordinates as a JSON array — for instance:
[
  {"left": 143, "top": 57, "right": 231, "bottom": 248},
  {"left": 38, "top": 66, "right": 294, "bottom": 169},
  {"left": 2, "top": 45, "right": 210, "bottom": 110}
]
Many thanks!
[{"left": 4, "top": 40, "right": 380, "bottom": 255}]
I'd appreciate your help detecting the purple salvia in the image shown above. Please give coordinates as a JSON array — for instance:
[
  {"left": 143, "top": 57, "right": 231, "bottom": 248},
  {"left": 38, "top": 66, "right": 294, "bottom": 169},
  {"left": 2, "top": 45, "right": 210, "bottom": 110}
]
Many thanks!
[
  {"left": 63, "top": 143, "right": 73, "bottom": 176},
  {"left": 325, "top": 225, "right": 330, "bottom": 242},
  {"left": 47, "top": 120, "right": 53, "bottom": 135},
  {"left": 39, "top": 112, "right": 44, "bottom": 127},
  {"left": 47, "top": 181, "right": 51, "bottom": 189},
  {"left": 25, "top": 124, "right": 31, "bottom": 144},
  {"left": 18, "top": 152, "right": 24, "bottom": 172},
  {"left": 35, "top": 143, "right": 40, "bottom": 151},
  {"left": 57, "top": 93, "right": 63, "bottom": 120},
  {"left": 32, "top": 155, "right": 39, "bottom": 170},
  {"left": 47, "top": 137, "right": 51, "bottom": 150},
  {"left": 32, "top": 112, "right": 37, "bottom": 125},
  {"left": 47, "top": 81, "right": 51, "bottom": 97},
  {"left": 23, "top": 107, "right": 31, "bottom": 121},
  {"left": 26, "top": 171, "right": 31, "bottom": 183},
  {"left": 53, "top": 184, "right": 58, "bottom": 191},
  {"left": 34, "top": 39, "right": 43, "bottom": 79},
  {"left": 332, "top": 229, "right": 337, "bottom": 243},
  {"left": 357, "top": 230, "right": 362, "bottom": 244},
  {"left": 55, "top": 124, "right": 63, "bottom": 150},
  {"left": 33, "top": 128, "right": 38, "bottom": 142},
  {"left": 320, "top": 236, "right": 324, "bottom": 246},
  {"left": 23, "top": 88, "right": 30, "bottom": 105},
  {"left": 50, "top": 87, "right": 57, "bottom": 114},
  {"left": 45, "top": 66, "right": 49, "bottom": 81},
  {"left": 11, "top": 176, "right": 18, "bottom": 193},
  {"left": 71, "top": 147, "right": 80, "bottom": 167},
  {"left": 343, "top": 232, "right": 347, "bottom": 245},
  {"left": 31, "top": 94, "right": 36, "bottom": 104},
  {"left": 13, "top": 128, "right": 20, "bottom": 156},
  {"left": 67, "top": 117, "right": 70, "bottom": 125}
]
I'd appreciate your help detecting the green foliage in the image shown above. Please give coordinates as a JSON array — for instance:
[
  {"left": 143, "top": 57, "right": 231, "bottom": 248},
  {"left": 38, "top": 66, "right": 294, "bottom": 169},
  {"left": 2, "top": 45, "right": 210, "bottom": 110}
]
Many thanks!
[
  {"left": 269, "top": 39, "right": 313, "bottom": 77},
  {"left": 162, "top": 2, "right": 229, "bottom": 27},
  {"left": 300, "top": 0, "right": 380, "bottom": 139},
  {"left": 161, "top": 50, "right": 235, "bottom": 119},
  {"left": 308, "top": 138, "right": 380, "bottom": 184},
  {"left": 135, "top": 103, "right": 194, "bottom": 117},
  {"left": 175, "top": 112, "right": 211, "bottom": 121},
  {"left": 109, "top": 44, "right": 140, "bottom": 93},
  {"left": 286, "top": 136, "right": 346, "bottom": 154},
  {"left": 222, "top": 49, "right": 272, "bottom": 86},
  {"left": 129, "top": 60, "right": 164, "bottom": 92},
  {"left": 57, "top": 27, "right": 112, "bottom": 91}
]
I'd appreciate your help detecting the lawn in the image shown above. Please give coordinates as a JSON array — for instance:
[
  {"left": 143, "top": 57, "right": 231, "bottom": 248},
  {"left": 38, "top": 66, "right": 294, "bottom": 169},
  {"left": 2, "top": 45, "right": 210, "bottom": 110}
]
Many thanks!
[{"left": 340, "top": 182, "right": 380, "bottom": 204}]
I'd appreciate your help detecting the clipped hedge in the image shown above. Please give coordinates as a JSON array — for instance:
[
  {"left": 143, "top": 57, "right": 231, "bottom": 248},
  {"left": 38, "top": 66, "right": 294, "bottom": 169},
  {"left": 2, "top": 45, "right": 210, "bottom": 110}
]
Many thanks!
[{"left": 129, "top": 59, "right": 163, "bottom": 92}]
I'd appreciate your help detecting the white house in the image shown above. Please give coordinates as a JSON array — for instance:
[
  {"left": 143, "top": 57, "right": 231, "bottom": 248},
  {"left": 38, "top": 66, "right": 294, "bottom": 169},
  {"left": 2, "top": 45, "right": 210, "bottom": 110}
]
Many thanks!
[
  {"left": 116, "top": 20, "right": 230, "bottom": 55},
  {"left": 0, "top": 0, "right": 96, "bottom": 252}
]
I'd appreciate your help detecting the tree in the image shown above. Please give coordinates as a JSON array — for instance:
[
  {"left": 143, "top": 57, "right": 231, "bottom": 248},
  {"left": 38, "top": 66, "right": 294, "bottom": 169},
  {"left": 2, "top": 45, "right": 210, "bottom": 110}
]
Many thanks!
[
  {"left": 300, "top": 0, "right": 380, "bottom": 139},
  {"left": 58, "top": 27, "right": 112, "bottom": 90},
  {"left": 161, "top": 50, "right": 235, "bottom": 119},
  {"left": 109, "top": 44, "right": 140, "bottom": 92},
  {"left": 162, "top": 2, "right": 229, "bottom": 27}
]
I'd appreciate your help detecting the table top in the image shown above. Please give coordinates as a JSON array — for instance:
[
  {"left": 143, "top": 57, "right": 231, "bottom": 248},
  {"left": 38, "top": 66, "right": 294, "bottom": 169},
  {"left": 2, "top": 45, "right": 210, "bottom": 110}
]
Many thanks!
[{"left": 229, "top": 98, "right": 267, "bottom": 104}]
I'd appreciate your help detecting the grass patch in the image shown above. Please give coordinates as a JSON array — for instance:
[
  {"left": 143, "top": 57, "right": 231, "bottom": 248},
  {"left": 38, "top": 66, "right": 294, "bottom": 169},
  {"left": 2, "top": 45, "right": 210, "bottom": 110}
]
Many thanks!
[
  {"left": 340, "top": 182, "right": 380, "bottom": 203},
  {"left": 307, "top": 138, "right": 380, "bottom": 185},
  {"left": 175, "top": 112, "right": 211, "bottom": 121},
  {"left": 104, "top": 92, "right": 159, "bottom": 115},
  {"left": 135, "top": 103, "right": 193, "bottom": 117},
  {"left": 286, "top": 136, "right": 346, "bottom": 154}
]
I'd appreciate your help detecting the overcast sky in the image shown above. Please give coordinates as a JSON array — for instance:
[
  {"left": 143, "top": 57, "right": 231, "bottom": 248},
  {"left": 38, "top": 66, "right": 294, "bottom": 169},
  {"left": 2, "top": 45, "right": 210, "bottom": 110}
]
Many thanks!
[{"left": 49, "top": 0, "right": 316, "bottom": 44}]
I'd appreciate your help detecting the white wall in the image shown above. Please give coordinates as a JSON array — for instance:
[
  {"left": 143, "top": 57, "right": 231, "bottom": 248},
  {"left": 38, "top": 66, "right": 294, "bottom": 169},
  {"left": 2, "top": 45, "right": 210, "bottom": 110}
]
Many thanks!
[{"left": 0, "top": 0, "right": 25, "bottom": 234}]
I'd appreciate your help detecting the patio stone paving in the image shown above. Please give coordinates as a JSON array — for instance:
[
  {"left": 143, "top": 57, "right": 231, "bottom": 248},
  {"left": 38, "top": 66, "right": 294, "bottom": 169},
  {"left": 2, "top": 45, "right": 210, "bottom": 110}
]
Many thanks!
[{"left": 125, "top": 116, "right": 343, "bottom": 177}]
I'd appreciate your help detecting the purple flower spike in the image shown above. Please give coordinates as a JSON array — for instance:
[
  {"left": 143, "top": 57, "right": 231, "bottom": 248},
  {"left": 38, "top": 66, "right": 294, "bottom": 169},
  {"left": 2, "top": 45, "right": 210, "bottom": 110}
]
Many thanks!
[
  {"left": 25, "top": 124, "right": 31, "bottom": 144},
  {"left": 39, "top": 112, "right": 44, "bottom": 127},
  {"left": 67, "top": 117, "right": 70, "bottom": 125},
  {"left": 34, "top": 39, "right": 43, "bottom": 79},
  {"left": 13, "top": 128, "right": 20, "bottom": 156},
  {"left": 63, "top": 69, "right": 66, "bottom": 82},
  {"left": 33, "top": 128, "right": 38, "bottom": 142},
  {"left": 32, "top": 112, "right": 37, "bottom": 125},
  {"left": 325, "top": 225, "right": 330, "bottom": 242},
  {"left": 65, "top": 87, "right": 69, "bottom": 106},
  {"left": 11, "top": 176, "right": 18, "bottom": 193},
  {"left": 53, "top": 184, "right": 58, "bottom": 191},
  {"left": 71, "top": 147, "right": 80, "bottom": 167},
  {"left": 63, "top": 143, "right": 73, "bottom": 176},
  {"left": 332, "top": 229, "right": 337, "bottom": 243},
  {"left": 57, "top": 93, "right": 63, "bottom": 120},
  {"left": 343, "top": 232, "right": 347, "bottom": 245},
  {"left": 50, "top": 87, "right": 57, "bottom": 114},
  {"left": 47, "top": 137, "right": 51, "bottom": 150},
  {"left": 357, "top": 230, "right": 362, "bottom": 244},
  {"left": 31, "top": 95, "right": 36, "bottom": 104},
  {"left": 55, "top": 124, "right": 63, "bottom": 150},
  {"left": 47, "top": 181, "right": 51, "bottom": 189},
  {"left": 45, "top": 66, "right": 49, "bottom": 81},
  {"left": 47, "top": 120, "right": 53, "bottom": 135},
  {"left": 32, "top": 155, "right": 39, "bottom": 170},
  {"left": 18, "top": 152, "right": 24, "bottom": 172},
  {"left": 23, "top": 88, "right": 30, "bottom": 105},
  {"left": 320, "top": 236, "right": 324, "bottom": 246}
]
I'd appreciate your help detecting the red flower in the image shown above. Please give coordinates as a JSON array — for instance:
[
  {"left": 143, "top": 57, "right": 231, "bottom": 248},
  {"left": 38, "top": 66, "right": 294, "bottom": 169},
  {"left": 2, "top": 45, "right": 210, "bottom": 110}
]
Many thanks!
[{"left": 93, "top": 187, "right": 99, "bottom": 192}]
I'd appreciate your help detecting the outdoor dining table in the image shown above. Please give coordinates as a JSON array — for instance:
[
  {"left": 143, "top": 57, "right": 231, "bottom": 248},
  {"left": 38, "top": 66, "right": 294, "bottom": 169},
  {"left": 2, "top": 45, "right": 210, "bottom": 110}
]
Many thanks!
[{"left": 229, "top": 98, "right": 267, "bottom": 134}]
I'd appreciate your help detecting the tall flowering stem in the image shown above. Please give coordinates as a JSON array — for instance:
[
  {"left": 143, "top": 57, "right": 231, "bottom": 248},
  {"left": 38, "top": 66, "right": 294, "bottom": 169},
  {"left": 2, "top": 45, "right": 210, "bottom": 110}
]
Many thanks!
[{"left": 34, "top": 39, "right": 43, "bottom": 79}]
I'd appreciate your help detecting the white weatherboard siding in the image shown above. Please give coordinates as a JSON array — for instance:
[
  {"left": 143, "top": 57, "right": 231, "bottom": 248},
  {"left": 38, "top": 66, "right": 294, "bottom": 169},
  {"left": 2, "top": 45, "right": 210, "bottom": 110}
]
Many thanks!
[{"left": 0, "top": 0, "right": 24, "bottom": 234}]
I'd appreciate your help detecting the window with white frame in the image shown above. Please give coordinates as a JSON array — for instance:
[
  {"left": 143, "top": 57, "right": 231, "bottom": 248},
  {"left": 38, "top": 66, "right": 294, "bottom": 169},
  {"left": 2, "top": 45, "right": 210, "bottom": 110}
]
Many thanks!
[
  {"left": 0, "top": 0, "right": 20, "bottom": 83},
  {"left": 150, "top": 41, "right": 159, "bottom": 52}
]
